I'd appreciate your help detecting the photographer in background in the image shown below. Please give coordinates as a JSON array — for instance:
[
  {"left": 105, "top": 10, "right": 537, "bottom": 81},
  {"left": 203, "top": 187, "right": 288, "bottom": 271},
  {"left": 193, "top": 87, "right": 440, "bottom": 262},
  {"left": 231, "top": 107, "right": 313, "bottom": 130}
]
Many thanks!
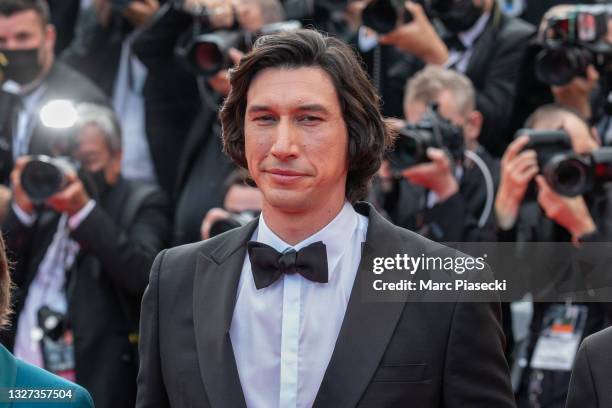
[
  {"left": 133, "top": 0, "right": 285, "bottom": 244},
  {"left": 375, "top": 0, "right": 534, "bottom": 156},
  {"left": 0, "top": 0, "right": 108, "bottom": 185},
  {"left": 200, "top": 168, "right": 262, "bottom": 240},
  {"left": 0, "top": 103, "right": 170, "bottom": 408},
  {"left": 378, "top": 66, "right": 498, "bottom": 243},
  {"left": 508, "top": 4, "right": 612, "bottom": 149},
  {"left": 494, "top": 104, "right": 612, "bottom": 407}
]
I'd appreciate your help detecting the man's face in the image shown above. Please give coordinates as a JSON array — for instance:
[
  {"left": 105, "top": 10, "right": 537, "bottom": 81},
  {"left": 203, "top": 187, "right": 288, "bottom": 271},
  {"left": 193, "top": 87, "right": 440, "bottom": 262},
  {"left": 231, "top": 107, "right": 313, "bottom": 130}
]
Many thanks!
[
  {"left": 0, "top": 10, "right": 55, "bottom": 80},
  {"left": 244, "top": 67, "right": 349, "bottom": 215},
  {"left": 76, "top": 124, "right": 122, "bottom": 184}
]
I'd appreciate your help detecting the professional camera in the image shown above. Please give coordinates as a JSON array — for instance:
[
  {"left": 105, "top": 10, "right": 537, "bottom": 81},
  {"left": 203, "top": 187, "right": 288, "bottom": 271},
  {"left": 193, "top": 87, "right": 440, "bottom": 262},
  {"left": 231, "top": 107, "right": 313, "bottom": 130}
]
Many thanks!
[
  {"left": 362, "top": 0, "right": 418, "bottom": 34},
  {"left": 20, "top": 156, "right": 78, "bottom": 203},
  {"left": 535, "top": 5, "right": 612, "bottom": 87},
  {"left": 388, "top": 103, "right": 464, "bottom": 172},
  {"left": 176, "top": 20, "right": 301, "bottom": 78},
  {"left": 209, "top": 210, "right": 258, "bottom": 238},
  {"left": 517, "top": 129, "right": 612, "bottom": 197}
]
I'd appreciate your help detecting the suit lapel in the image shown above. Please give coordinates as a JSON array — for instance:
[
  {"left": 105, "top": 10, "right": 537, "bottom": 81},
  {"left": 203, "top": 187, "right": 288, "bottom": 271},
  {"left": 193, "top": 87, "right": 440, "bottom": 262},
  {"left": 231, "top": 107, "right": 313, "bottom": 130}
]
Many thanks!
[
  {"left": 313, "top": 203, "right": 423, "bottom": 408},
  {"left": 192, "top": 220, "right": 258, "bottom": 408}
]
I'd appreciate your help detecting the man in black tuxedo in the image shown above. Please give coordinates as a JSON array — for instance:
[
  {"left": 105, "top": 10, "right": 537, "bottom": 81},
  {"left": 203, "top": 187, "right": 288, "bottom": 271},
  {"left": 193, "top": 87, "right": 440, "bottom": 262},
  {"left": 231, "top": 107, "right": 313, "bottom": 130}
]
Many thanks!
[
  {"left": 137, "top": 29, "right": 514, "bottom": 407},
  {"left": 566, "top": 326, "right": 612, "bottom": 408},
  {"left": 0, "top": 0, "right": 108, "bottom": 185},
  {"left": 1, "top": 103, "right": 170, "bottom": 408}
]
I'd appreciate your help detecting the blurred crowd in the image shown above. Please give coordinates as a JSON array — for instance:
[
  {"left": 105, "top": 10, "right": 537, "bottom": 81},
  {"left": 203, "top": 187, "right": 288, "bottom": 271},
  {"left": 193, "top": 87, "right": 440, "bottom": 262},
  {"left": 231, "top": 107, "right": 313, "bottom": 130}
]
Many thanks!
[{"left": 0, "top": 0, "right": 611, "bottom": 407}]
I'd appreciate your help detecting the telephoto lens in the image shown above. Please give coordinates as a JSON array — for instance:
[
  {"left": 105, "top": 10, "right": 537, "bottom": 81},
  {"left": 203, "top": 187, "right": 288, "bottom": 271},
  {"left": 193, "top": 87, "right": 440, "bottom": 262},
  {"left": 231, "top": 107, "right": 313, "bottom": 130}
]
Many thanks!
[
  {"left": 20, "top": 156, "right": 77, "bottom": 203},
  {"left": 362, "top": 0, "right": 415, "bottom": 34}
]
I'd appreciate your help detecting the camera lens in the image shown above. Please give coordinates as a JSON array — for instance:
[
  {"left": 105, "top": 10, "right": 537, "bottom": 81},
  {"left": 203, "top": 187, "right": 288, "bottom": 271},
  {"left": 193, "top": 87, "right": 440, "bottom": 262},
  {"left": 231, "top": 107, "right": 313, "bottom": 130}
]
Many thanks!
[
  {"left": 535, "top": 47, "right": 592, "bottom": 86},
  {"left": 21, "top": 159, "right": 65, "bottom": 202},
  {"left": 544, "top": 155, "right": 589, "bottom": 197},
  {"left": 195, "top": 42, "right": 223, "bottom": 74}
]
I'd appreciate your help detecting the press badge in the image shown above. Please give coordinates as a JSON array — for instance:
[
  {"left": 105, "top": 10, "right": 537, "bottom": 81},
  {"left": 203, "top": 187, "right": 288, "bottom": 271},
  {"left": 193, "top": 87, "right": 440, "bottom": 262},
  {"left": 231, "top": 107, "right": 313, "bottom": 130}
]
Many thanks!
[{"left": 530, "top": 304, "right": 588, "bottom": 371}]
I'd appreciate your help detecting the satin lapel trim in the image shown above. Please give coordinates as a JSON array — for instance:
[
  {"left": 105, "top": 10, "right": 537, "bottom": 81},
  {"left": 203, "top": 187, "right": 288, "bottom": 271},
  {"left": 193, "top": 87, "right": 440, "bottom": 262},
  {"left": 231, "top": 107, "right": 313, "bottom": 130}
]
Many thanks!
[
  {"left": 192, "top": 221, "right": 258, "bottom": 408},
  {"left": 313, "top": 204, "right": 421, "bottom": 408}
]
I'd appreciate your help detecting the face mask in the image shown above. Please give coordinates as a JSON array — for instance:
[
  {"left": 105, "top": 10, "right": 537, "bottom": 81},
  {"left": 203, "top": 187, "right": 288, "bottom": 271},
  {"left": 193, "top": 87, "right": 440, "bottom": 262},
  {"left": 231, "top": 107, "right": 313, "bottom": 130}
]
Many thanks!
[
  {"left": 436, "top": 0, "right": 484, "bottom": 33},
  {"left": 88, "top": 169, "right": 110, "bottom": 198},
  {"left": 0, "top": 48, "right": 42, "bottom": 86}
]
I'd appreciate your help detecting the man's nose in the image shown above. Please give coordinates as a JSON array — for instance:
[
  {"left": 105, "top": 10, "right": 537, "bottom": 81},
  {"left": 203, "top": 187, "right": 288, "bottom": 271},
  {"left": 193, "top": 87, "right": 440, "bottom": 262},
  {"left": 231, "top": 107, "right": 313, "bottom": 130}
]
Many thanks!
[{"left": 270, "top": 119, "right": 299, "bottom": 160}]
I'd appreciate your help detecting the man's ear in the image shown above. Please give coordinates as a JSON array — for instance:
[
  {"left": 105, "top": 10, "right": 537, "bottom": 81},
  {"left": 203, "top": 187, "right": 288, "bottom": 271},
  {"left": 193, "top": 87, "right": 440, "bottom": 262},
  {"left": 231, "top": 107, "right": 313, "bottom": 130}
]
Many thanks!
[
  {"left": 44, "top": 24, "right": 56, "bottom": 51},
  {"left": 464, "top": 110, "right": 483, "bottom": 143}
]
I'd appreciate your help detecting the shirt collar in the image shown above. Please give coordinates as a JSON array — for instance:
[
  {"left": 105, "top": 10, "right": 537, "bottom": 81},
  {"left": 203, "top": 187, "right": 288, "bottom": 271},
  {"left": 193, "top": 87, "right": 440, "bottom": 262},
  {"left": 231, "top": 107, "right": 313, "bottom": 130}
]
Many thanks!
[
  {"left": 458, "top": 12, "right": 490, "bottom": 48},
  {"left": 256, "top": 201, "right": 358, "bottom": 276}
]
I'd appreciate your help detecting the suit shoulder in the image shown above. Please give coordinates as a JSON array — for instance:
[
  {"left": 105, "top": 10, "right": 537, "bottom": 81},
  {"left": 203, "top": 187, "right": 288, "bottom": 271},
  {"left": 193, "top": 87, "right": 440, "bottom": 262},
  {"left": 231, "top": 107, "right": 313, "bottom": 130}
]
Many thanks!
[
  {"left": 499, "top": 14, "right": 536, "bottom": 40},
  {"left": 50, "top": 62, "right": 109, "bottom": 106},
  {"left": 14, "top": 359, "right": 94, "bottom": 407},
  {"left": 582, "top": 326, "right": 612, "bottom": 355}
]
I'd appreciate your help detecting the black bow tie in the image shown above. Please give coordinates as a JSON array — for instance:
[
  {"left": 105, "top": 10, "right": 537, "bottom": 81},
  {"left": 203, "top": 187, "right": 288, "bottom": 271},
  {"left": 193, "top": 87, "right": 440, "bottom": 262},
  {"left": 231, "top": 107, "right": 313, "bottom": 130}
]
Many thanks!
[{"left": 247, "top": 241, "right": 328, "bottom": 290}]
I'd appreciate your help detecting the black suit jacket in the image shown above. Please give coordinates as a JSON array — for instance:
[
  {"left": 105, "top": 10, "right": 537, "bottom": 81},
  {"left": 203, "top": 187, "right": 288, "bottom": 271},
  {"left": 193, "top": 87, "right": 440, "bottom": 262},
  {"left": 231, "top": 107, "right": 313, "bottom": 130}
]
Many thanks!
[
  {"left": 566, "top": 326, "right": 612, "bottom": 408},
  {"left": 0, "top": 61, "right": 109, "bottom": 184},
  {"left": 131, "top": 3, "right": 202, "bottom": 197},
  {"left": 1, "top": 178, "right": 170, "bottom": 408},
  {"left": 137, "top": 202, "right": 515, "bottom": 407}
]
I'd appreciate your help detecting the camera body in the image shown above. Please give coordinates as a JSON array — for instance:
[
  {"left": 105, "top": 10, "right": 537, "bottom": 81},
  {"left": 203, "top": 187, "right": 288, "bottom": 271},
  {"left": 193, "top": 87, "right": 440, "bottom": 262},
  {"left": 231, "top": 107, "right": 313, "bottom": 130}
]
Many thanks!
[
  {"left": 388, "top": 103, "right": 464, "bottom": 172},
  {"left": 535, "top": 5, "right": 612, "bottom": 86},
  {"left": 362, "top": 0, "right": 417, "bottom": 34},
  {"left": 209, "top": 210, "right": 259, "bottom": 238},
  {"left": 176, "top": 21, "right": 301, "bottom": 78},
  {"left": 20, "top": 156, "right": 77, "bottom": 203},
  {"left": 517, "top": 129, "right": 612, "bottom": 197}
]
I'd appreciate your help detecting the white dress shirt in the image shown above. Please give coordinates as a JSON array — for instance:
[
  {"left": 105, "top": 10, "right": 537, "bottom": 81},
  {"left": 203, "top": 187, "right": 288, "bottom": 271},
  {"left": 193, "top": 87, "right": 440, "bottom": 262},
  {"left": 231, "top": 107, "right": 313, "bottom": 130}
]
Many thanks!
[
  {"left": 113, "top": 30, "right": 157, "bottom": 184},
  {"left": 229, "top": 201, "right": 368, "bottom": 408}
]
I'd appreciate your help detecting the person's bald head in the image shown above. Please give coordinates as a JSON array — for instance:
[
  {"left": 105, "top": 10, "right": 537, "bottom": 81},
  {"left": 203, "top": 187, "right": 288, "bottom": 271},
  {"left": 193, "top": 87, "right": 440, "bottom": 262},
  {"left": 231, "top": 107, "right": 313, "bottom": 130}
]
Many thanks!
[{"left": 525, "top": 104, "right": 599, "bottom": 154}]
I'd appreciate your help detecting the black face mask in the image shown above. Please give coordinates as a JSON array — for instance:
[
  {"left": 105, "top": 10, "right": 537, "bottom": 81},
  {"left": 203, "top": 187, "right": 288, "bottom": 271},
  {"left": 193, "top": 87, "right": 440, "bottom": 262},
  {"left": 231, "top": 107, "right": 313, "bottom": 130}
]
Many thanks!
[
  {"left": 436, "top": 0, "right": 484, "bottom": 33},
  {"left": 0, "top": 48, "right": 42, "bottom": 86},
  {"left": 88, "top": 169, "right": 110, "bottom": 198}
]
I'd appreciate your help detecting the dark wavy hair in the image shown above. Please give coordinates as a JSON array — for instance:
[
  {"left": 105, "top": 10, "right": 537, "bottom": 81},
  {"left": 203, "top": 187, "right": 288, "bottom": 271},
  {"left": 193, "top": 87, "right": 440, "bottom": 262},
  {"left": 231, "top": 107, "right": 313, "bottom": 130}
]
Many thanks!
[{"left": 220, "top": 29, "right": 394, "bottom": 203}]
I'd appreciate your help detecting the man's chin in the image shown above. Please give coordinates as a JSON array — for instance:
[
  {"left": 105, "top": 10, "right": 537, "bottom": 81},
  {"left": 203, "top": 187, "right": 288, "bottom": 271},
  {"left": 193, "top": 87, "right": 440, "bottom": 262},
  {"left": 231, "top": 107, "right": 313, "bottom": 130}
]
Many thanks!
[{"left": 262, "top": 190, "right": 311, "bottom": 214}]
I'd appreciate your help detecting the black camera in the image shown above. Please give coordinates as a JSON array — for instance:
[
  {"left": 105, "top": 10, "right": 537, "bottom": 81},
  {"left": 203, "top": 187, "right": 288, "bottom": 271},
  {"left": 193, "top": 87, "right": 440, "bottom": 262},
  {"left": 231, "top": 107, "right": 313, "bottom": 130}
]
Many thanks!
[
  {"left": 388, "top": 104, "right": 464, "bottom": 172},
  {"left": 209, "top": 210, "right": 258, "bottom": 238},
  {"left": 20, "top": 156, "right": 77, "bottom": 203},
  {"left": 518, "top": 129, "right": 612, "bottom": 197},
  {"left": 535, "top": 5, "right": 612, "bottom": 86},
  {"left": 362, "top": 0, "right": 417, "bottom": 34},
  {"left": 176, "top": 21, "right": 301, "bottom": 78}
]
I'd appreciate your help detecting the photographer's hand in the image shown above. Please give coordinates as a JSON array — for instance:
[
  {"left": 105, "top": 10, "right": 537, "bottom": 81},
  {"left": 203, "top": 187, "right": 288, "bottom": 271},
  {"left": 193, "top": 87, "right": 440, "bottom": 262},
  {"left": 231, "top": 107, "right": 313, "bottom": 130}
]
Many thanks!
[
  {"left": 535, "top": 175, "right": 596, "bottom": 240},
  {"left": 402, "top": 147, "right": 458, "bottom": 201},
  {"left": 378, "top": 1, "right": 448, "bottom": 65},
  {"left": 10, "top": 156, "right": 34, "bottom": 215},
  {"left": 495, "top": 135, "right": 538, "bottom": 229},
  {"left": 201, "top": 207, "right": 231, "bottom": 240},
  {"left": 45, "top": 172, "right": 91, "bottom": 216}
]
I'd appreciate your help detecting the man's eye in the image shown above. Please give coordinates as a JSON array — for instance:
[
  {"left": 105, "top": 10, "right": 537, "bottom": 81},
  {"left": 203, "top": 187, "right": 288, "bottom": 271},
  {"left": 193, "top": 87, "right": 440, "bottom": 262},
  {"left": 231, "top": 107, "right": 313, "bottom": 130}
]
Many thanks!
[
  {"left": 298, "top": 115, "right": 322, "bottom": 124},
  {"left": 254, "top": 115, "right": 275, "bottom": 123}
]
